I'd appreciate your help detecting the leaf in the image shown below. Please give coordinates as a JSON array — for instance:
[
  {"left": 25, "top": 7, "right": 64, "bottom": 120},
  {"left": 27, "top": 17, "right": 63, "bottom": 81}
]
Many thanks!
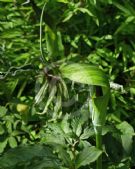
[
  {"left": 77, "top": 8, "right": 99, "bottom": 26},
  {"left": 80, "top": 127, "right": 94, "bottom": 140},
  {"left": 8, "top": 136, "right": 17, "bottom": 148},
  {"left": 0, "top": 139, "right": 8, "bottom": 154},
  {"left": 71, "top": 118, "right": 83, "bottom": 137},
  {"left": 104, "top": 133, "right": 123, "bottom": 162},
  {"left": 42, "top": 84, "right": 57, "bottom": 114},
  {"left": 0, "top": 144, "right": 60, "bottom": 168},
  {"left": 45, "top": 25, "right": 64, "bottom": 58},
  {"left": 62, "top": 11, "right": 74, "bottom": 22},
  {"left": 56, "top": 0, "right": 69, "bottom": 4},
  {"left": 28, "top": 157, "right": 61, "bottom": 169},
  {"left": 60, "top": 63, "right": 110, "bottom": 127},
  {"left": 60, "top": 114, "right": 71, "bottom": 134},
  {"left": 116, "top": 121, "right": 135, "bottom": 155},
  {"left": 0, "top": 125, "right": 5, "bottom": 135},
  {"left": 41, "top": 123, "right": 66, "bottom": 147},
  {"left": 0, "top": 29, "right": 22, "bottom": 39},
  {"left": 60, "top": 63, "right": 109, "bottom": 87},
  {"left": 0, "top": 0, "right": 12, "bottom": 2},
  {"left": 116, "top": 121, "right": 134, "bottom": 135},
  {"left": 53, "top": 90, "right": 62, "bottom": 118},
  {"left": 90, "top": 91, "right": 110, "bottom": 127},
  {"left": 0, "top": 106, "right": 7, "bottom": 117},
  {"left": 57, "top": 147, "right": 72, "bottom": 167},
  {"left": 59, "top": 78, "right": 69, "bottom": 99},
  {"left": 75, "top": 146, "right": 102, "bottom": 168},
  {"left": 35, "top": 81, "right": 48, "bottom": 104}
]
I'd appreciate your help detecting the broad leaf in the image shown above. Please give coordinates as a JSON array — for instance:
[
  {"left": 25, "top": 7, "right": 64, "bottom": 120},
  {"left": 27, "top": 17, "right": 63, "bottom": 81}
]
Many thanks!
[
  {"left": 0, "top": 144, "right": 60, "bottom": 169},
  {"left": 116, "top": 121, "right": 135, "bottom": 155},
  {"left": 8, "top": 136, "right": 17, "bottom": 148},
  {"left": 0, "top": 106, "right": 7, "bottom": 117},
  {"left": 60, "top": 63, "right": 109, "bottom": 87},
  {"left": 75, "top": 146, "right": 102, "bottom": 168},
  {"left": 60, "top": 63, "right": 110, "bottom": 127}
]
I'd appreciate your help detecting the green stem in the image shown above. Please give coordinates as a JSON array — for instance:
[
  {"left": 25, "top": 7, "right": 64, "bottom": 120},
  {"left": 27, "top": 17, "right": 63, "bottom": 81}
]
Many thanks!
[
  {"left": 95, "top": 126, "right": 102, "bottom": 169},
  {"left": 17, "top": 80, "right": 27, "bottom": 98},
  {"left": 40, "top": 0, "right": 48, "bottom": 64}
]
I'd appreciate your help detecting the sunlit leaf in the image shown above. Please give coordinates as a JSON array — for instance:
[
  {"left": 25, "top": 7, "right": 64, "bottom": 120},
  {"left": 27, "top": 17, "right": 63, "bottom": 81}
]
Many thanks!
[
  {"left": 8, "top": 136, "right": 17, "bottom": 148},
  {"left": 60, "top": 63, "right": 110, "bottom": 127}
]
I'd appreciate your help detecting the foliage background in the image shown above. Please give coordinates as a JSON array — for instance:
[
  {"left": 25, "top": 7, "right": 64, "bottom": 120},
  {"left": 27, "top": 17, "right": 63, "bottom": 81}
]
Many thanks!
[{"left": 0, "top": 0, "right": 135, "bottom": 168}]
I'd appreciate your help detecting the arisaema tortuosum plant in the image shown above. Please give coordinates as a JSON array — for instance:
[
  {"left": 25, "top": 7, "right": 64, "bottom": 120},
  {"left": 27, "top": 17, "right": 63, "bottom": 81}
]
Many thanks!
[{"left": 60, "top": 63, "right": 110, "bottom": 169}]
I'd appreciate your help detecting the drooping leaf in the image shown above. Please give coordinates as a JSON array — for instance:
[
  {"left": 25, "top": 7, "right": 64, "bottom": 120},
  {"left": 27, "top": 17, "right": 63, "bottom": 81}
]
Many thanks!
[
  {"left": 35, "top": 81, "right": 48, "bottom": 104},
  {"left": 42, "top": 84, "right": 57, "bottom": 114},
  {"left": 53, "top": 90, "right": 62, "bottom": 118}
]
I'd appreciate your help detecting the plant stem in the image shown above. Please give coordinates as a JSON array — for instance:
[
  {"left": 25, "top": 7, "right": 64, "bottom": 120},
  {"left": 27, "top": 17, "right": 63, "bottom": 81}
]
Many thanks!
[
  {"left": 95, "top": 126, "right": 102, "bottom": 169},
  {"left": 17, "top": 80, "right": 27, "bottom": 98}
]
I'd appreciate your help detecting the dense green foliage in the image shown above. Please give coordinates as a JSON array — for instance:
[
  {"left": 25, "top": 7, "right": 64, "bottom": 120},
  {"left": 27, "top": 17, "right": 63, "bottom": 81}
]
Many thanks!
[{"left": 0, "top": 0, "right": 135, "bottom": 168}]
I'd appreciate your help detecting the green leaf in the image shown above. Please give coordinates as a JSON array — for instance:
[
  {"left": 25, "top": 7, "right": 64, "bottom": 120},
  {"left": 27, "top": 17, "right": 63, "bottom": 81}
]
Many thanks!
[
  {"left": 0, "top": 144, "right": 60, "bottom": 168},
  {"left": 56, "top": 0, "right": 69, "bottom": 3},
  {"left": 0, "top": 0, "right": 12, "bottom": 2},
  {"left": 60, "top": 63, "right": 110, "bottom": 127},
  {"left": 116, "top": 121, "right": 134, "bottom": 135},
  {"left": 60, "top": 114, "right": 71, "bottom": 134},
  {"left": 0, "top": 106, "right": 7, "bottom": 117},
  {"left": 116, "top": 121, "right": 135, "bottom": 155},
  {"left": 89, "top": 91, "right": 110, "bottom": 127},
  {"left": 0, "top": 139, "right": 8, "bottom": 154},
  {"left": 42, "top": 84, "right": 57, "bottom": 114},
  {"left": 35, "top": 81, "right": 48, "bottom": 104},
  {"left": 28, "top": 157, "right": 61, "bottom": 169},
  {"left": 77, "top": 8, "right": 99, "bottom": 26},
  {"left": 60, "top": 63, "right": 109, "bottom": 87},
  {"left": 45, "top": 25, "right": 64, "bottom": 58},
  {"left": 41, "top": 123, "right": 66, "bottom": 147},
  {"left": 75, "top": 146, "right": 102, "bottom": 168},
  {"left": 57, "top": 147, "right": 72, "bottom": 167},
  {"left": 0, "top": 29, "right": 22, "bottom": 39},
  {"left": 80, "top": 127, "right": 94, "bottom": 140},
  {"left": 8, "top": 136, "right": 17, "bottom": 148},
  {"left": 71, "top": 118, "right": 83, "bottom": 137},
  {"left": 53, "top": 90, "right": 62, "bottom": 118},
  {"left": 0, "top": 125, "right": 5, "bottom": 135}
]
